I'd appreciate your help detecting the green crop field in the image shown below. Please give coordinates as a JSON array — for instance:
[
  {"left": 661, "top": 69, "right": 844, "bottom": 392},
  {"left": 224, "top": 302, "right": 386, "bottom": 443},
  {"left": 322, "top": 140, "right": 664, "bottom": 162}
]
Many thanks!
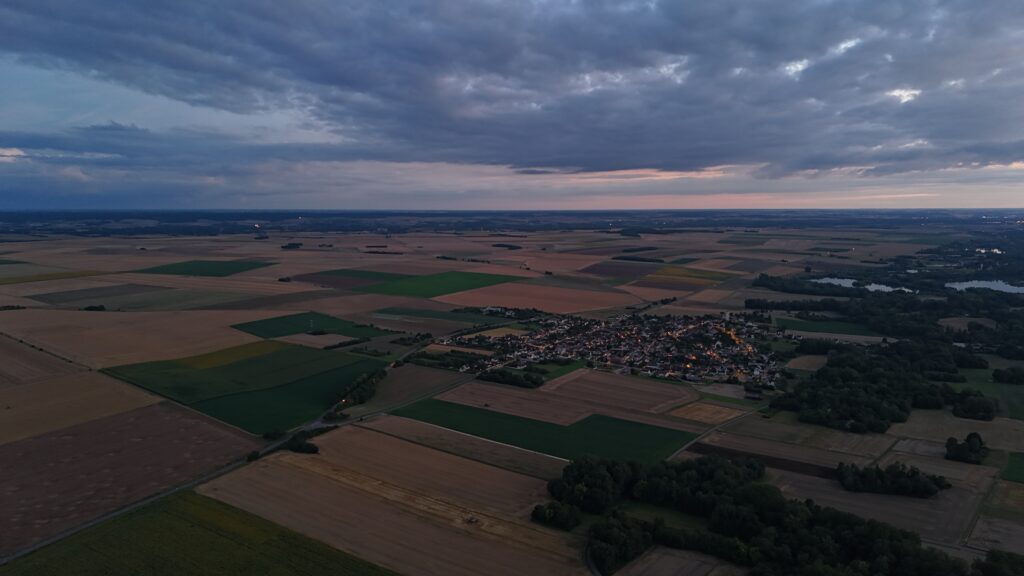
[
  {"left": 193, "top": 358, "right": 386, "bottom": 433},
  {"left": 1004, "top": 453, "right": 1024, "bottom": 483},
  {"left": 2, "top": 492, "right": 397, "bottom": 576},
  {"left": 776, "top": 317, "right": 881, "bottom": 337},
  {"left": 393, "top": 399, "right": 696, "bottom": 464},
  {"left": 232, "top": 311, "right": 393, "bottom": 339},
  {"left": 373, "top": 307, "right": 505, "bottom": 325},
  {"left": 355, "top": 271, "right": 521, "bottom": 298},
  {"left": 138, "top": 260, "right": 273, "bottom": 277},
  {"left": 104, "top": 343, "right": 386, "bottom": 434}
]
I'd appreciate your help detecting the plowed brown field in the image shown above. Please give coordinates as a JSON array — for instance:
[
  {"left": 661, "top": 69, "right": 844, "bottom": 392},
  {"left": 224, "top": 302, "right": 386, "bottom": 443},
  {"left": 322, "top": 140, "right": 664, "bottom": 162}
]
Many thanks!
[
  {"left": 198, "top": 427, "right": 585, "bottom": 576},
  {"left": 0, "top": 403, "right": 259, "bottom": 556}
]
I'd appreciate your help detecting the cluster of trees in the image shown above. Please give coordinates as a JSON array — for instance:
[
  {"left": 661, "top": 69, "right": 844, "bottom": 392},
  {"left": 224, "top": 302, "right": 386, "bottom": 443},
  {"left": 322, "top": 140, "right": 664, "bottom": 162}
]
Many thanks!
[
  {"left": 542, "top": 455, "right": 1006, "bottom": 576},
  {"left": 530, "top": 501, "right": 581, "bottom": 530},
  {"left": 946, "top": 433, "right": 989, "bottom": 464},
  {"left": 409, "top": 349, "right": 489, "bottom": 371},
  {"left": 772, "top": 343, "right": 996, "bottom": 432},
  {"left": 994, "top": 366, "right": 1024, "bottom": 384},
  {"left": 392, "top": 332, "right": 433, "bottom": 346},
  {"left": 478, "top": 368, "right": 544, "bottom": 388},
  {"left": 836, "top": 462, "right": 951, "bottom": 498}
]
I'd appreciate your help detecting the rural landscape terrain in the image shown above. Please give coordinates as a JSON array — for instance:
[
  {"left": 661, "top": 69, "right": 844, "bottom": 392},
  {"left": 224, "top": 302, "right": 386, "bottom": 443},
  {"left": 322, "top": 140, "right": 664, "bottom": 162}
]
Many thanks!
[{"left": 1, "top": 209, "right": 1023, "bottom": 575}]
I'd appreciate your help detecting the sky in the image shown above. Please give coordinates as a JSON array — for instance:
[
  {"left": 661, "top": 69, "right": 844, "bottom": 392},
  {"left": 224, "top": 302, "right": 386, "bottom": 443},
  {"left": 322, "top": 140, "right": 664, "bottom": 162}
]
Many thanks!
[{"left": 1, "top": 0, "right": 1023, "bottom": 210}]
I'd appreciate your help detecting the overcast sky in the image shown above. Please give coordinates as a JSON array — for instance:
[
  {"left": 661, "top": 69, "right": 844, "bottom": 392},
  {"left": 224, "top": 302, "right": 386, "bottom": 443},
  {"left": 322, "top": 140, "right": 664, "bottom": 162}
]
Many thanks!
[{"left": 1, "top": 0, "right": 1022, "bottom": 209}]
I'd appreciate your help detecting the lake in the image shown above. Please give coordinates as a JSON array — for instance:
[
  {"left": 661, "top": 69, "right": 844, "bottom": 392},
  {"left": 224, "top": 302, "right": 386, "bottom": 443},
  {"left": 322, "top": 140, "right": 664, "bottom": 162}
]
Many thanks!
[{"left": 811, "top": 277, "right": 913, "bottom": 293}]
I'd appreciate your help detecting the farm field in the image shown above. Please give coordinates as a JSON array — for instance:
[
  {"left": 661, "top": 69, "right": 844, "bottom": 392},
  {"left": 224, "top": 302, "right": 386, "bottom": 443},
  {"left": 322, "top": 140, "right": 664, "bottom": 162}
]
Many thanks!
[
  {"left": 373, "top": 306, "right": 506, "bottom": 326},
  {"left": 138, "top": 259, "right": 273, "bottom": 277},
  {"left": 2, "top": 492, "right": 397, "bottom": 576},
  {"left": 0, "top": 403, "right": 260, "bottom": 557},
  {"left": 437, "top": 379, "right": 703, "bottom": 433},
  {"left": 670, "top": 402, "right": 748, "bottom": 425},
  {"left": 888, "top": 410, "right": 1024, "bottom": 453},
  {"left": 618, "top": 547, "right": 745, "bottom": 576},
  {"left": 0, "top": 336, "right": 80, "bottom": 387},
  {"left": 540, "top": 369, "right": 700, "bottom": 413},
  {"left": 775, "top": 317, "right": 881, "bottom": 337},
  {"left": 1005, "top": 453, "right": 1024, "bottom": 483},
  {"left": 0, "top": 371, "right": 158, "bottom": 445},
  {"left": 769, "top": 467, "right": 986, "bottom": 547},
  {"left": 343, "top": 364, "right": 473, "bottom": 418},
  {"left": 393, "top": 398, "right": 697, "bottom": 464},
  {"left": 199, "top": 427, "right": 586, "bottom": 576},
  {"left": 231, "top": 311, "right": 393, "bottom": 339},
  {"left": 355, "top": 271, "right": 522, "bottom": 297},
  {"left": 358, "top": 415, "right": 567, "bottom": 479},
  {"left": 104, "top": 342, "right": 388, "bottom": 434},
  {"left": 434, "top": 282, "right": 642, "bottom": 313},
  {"left": 692, "top": 431, "right": 874, "bottom": 471},
  {"left": 0, "top": 308, "right": 278, "bottom": 367},
  {"left": 722, "top": 412, "right": 896, "bottom": 459}
]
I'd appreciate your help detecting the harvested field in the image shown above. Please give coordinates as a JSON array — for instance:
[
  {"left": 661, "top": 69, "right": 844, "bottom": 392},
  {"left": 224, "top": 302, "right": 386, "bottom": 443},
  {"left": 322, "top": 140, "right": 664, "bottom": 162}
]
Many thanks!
[
  {"left": 723, "top": 412, "right": 896, "bottom": 459},
  {"left": 888, "top": 411, "right": 1024, "bottom": 452},
  {"left": 694, "top": 431, "right": 874, "bottom": 472},
  {"left": 785, "top": 355, "right": 828, "bottom": 371},
  {"left": 890, "top": 438, "right": 948, "bottom": 458},
  {"left": 0, "top": 371, "right": 158, "bottom": 445},
  {"left": 541, "top": 369, "right": 699, "bottom": 413},
  {"left": 395, "top": 398, "right": 697, "bottom": 463},
  {"left": 195, "top": 289, "right": 342, "bottom": 310},
  {"left": 199, "top": 428, "right": 585, "bottom": 576},
  {"left": 619, "top": 547, "right": 745, "bottom": 576},
  {"left": 439, "top": 380, "right": 595, "bottom": 425},
  {"left": 138, "top": 259, "right": 273, "bottom": 277},
  {"left": 0, "top": 308, "right": 278, "bottom": 368},
  {"left": 474, "top": 326, "right": 530, "bottom": 338},
  {"left": 356, "top": 271, "right": 522, "bottom": 298},
  {"left": 344, "top": 364, "right": 473, "bottom": 418},
  {"left": 670, "top": 402, "right": 747, "bottom": 424},
  {"left": 425, "top": 343, "right": 495, "bottom": 356},
  {"left": 440, "top": 379, "right": 703, "bottom": 433},
  {"left": 29, "top": 283, "right": 170, "bottom": 305},
  {"left": 986, "top": 480, "right": 1024, "bottom": 518},
  {"left": 877, "top": 452, "right": 998, "bottom": 486},
  {"left": 0, "top": 336, "right": 80, "bottom": 387},
  {"left": 939, "top": 317, "right": 998, "bottom": 331},
  {"left": 277, "top": 332, "right": 354, "bottom": 348},
  {"left": 435, "top": 282, "right": 641, "bottom": 313},
  {"left": 2, "top": 492, "right": 397, "bottom": 576},
  {"left": 0, "top": 402, "right": 260, "bottom": 557},
  {"left": 770, "top": 467, "right": 987, "bottom": 546},
  {"left": 969, "top": 516, "right": 1024, "bottom": 553},
  {"left": 374, "top": 306, "right": 505, "bottom": 326},
  {"left": 359, "top": 415, "right": 566, "bottom": 479}
]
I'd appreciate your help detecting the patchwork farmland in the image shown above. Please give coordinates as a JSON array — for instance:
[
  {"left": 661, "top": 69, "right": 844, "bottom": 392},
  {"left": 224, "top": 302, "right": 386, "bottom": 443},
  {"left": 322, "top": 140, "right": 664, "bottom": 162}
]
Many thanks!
[{"left": 2, "top": 217, "right": 1021, "bottom": 574}]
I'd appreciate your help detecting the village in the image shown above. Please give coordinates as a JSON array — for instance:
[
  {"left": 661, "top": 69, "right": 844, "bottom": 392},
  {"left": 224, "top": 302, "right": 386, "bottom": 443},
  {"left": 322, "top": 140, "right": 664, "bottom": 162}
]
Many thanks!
[{"left": 440, "top": 309, "right": 780, "bottom": 388}]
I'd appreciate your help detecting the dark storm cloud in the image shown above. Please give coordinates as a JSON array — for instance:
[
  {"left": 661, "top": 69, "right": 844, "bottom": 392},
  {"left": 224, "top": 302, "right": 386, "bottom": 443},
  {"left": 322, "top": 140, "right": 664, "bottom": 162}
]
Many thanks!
[{"left": 1, "top": 0, "right": 1023, "bottom": 180}]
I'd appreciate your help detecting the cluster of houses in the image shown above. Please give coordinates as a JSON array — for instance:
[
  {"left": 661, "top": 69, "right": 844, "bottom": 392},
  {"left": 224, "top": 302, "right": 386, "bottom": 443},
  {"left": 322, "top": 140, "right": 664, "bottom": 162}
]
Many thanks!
[{"left": 442, "top": 310, "right": 779, "bottom": 387}]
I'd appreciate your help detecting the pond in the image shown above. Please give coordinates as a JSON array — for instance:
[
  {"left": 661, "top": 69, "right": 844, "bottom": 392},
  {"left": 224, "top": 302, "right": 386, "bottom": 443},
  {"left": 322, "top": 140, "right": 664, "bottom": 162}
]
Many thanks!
[{"left": 945, "top": 280, "right": 1024, "bottom": 294}]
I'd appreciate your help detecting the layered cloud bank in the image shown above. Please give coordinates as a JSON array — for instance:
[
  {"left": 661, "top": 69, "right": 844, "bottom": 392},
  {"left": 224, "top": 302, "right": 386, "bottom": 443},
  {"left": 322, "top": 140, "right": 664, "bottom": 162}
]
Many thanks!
[{"left": 1, "top": 1, "right": 1022, "bottom": 208}]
